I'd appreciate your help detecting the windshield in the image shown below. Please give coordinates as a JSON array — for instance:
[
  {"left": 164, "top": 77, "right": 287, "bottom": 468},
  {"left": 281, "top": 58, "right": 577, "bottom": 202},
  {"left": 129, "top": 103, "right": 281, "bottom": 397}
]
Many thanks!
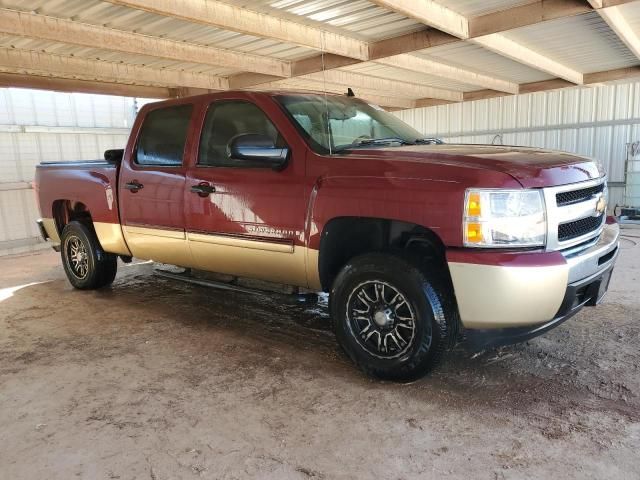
[{"left": 275, "top": 94, "right": 437, "bottom": 154}]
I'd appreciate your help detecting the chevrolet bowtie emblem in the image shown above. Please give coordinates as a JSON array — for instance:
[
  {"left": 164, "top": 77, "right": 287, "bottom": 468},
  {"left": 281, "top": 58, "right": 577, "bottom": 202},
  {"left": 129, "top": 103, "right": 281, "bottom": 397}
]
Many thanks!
[{"left": 594, "top": 193, "right": 607, "bottom": 216}]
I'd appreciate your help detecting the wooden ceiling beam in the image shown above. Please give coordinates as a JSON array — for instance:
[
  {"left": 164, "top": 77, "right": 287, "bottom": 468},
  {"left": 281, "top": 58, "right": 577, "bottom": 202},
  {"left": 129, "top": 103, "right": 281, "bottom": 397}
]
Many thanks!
[
  {"left": 368, "top": 29, "right": 458, "bottom": 59},
  {"left": 406, "top": 67, "right": 640, "bottom": 109},
  {"left": 590, "top": 4, "right": 640, "bottom": 60},
  {"left": 254, "top": 77, "right": 418, "bottom": 109},
  {"left": 298, "top": 70, "right": 463, "bottom": 102},
  {"left": 368, "top": 0, "right": 469, "bottom": 38},
  {"left": 471, "top": 34, "right": 584, "bottom": 84},
  {"left": 102, "top": 0, "right": 369, "bottom": 60},
  {"left": 0, "top": 9, "right": 291, "bottom": 77},
  {"left": 0, "top": 48, "right": 229, "bottom": 91},
  {"left": 0, "top": 72, "right": 173, "bottom": 98},
  {"left": 468, "top": 0, "right": 591, "bottom": 38},
  {"left": 374, "top": 55, "right": 519, "bottom": 94}
]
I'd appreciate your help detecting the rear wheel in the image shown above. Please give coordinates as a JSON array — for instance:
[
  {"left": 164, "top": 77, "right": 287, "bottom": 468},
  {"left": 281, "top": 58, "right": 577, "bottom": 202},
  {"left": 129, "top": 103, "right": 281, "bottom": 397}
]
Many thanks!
[
  {"left": 330, "top": 252, "right": 455, "bottom": 381},
  {"left": 60, "top": 221, "right": 117, "bottom": 289}
]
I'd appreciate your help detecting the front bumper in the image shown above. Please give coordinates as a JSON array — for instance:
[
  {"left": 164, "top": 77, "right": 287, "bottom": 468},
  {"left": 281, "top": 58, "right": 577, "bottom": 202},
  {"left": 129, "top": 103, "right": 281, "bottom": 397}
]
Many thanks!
[{"left": 447, "top": 221, "right": 619, "bottom": 346}]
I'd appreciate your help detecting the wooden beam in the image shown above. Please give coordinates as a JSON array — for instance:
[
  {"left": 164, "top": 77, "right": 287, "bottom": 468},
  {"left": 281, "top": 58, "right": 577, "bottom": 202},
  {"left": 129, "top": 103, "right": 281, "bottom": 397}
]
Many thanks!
[
  {"left": 519, "top": 78, "right": 574, "bottom": 94},
  {"left": 0, "top": 48, "right": 229, "bottom": 91},
  {"left": 0, "top": 9, "right": 291, "bottom": 77},
  {"left": 462, "top": 79, "right": 574, "bottom": 101},
  {"left": 369, "top": 29, "right": 458, "bottom": 59},
  {"left": 368, "top": 0, "right": 469, "bottom": 38},
  {"left": 414, "top": 98, "right": 457, "bottom": 108},
  {"left": 584, "top": 66, "right": 640, "bottom": 83},
  {"left": 256, "top": 78, "right": 417, "bottom": 109},
  {"left": 229, "top": 54, "right": 361, "bottom": 89},
  {"left": 469, "top": 0, "right": 590, "bottom": 38},
  {"left": 462, "top": 89, "right": 510, "bottom": 102},
  {"left": 588, "top": 1, "right": 640, "bottom": 7},
  {"left": 375, "top": 55, "right": 519, "bottom": 94},
  {"left": 291, "top": 54, "right": 362, "bottom": 77},
  {"left": 389, "top": 65, "right": 640, "bottom": 110},
  {"left": 0, "top": 72, "right": 173, "bottom": 98},
  {"left": 592, "top": 5, "right": 640, "bottom": 60},
  {"left": 299, "top": 70, "right": 463, "bottom": 102},
  {"left": 472, "top": 34, "right": 584, "bottom": 84},
  {"left": 102, "top": 0, "right": 369, "bottom": 60}
]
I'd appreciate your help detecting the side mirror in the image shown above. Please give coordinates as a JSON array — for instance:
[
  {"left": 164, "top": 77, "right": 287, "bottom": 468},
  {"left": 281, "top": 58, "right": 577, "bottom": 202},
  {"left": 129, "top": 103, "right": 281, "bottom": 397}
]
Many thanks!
[{"left": 228, "top": 133, "right": 289, "bottom": 170}]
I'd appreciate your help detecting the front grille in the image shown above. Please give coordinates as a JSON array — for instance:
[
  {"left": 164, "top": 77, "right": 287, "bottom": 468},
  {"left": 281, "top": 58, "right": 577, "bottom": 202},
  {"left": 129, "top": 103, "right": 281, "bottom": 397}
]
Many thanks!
[
  {"left": 556, "top": 184, "right": 604, "bottom": 207},
  {"left": 558, "top": 214, "right": 604, "bottom": 242}
]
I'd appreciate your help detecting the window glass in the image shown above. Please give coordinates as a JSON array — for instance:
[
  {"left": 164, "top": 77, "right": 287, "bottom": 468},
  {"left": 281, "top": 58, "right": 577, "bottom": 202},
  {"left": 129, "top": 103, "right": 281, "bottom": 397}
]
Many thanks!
[
  {"left": 198, "top": 101, "right": 280, "bottom": 167},
  {"left": 135, "top": 105, "right": 193, "bottom": 166},
  {"left": 276, "top": 94, "right": 426, "bottom": 153}
]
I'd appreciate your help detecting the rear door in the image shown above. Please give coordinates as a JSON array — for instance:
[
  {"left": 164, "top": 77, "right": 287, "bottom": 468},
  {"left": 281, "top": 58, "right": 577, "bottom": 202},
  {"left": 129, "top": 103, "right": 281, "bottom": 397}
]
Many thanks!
[
  {"left": 185, "top": 97, "right": 309, "bottom": 287},
  {"left": 119, "top": 102, "right": 195, "bottom": 267}
]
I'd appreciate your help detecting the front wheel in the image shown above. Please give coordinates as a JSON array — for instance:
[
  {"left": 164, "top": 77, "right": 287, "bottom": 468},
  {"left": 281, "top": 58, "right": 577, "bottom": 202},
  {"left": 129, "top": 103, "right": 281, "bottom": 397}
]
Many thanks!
[
  {"left": 60, "top": 221, "right": 117, "bottom": 290},
  {"left": 330, "top": 253, "right": 455, "bottom": 381}
]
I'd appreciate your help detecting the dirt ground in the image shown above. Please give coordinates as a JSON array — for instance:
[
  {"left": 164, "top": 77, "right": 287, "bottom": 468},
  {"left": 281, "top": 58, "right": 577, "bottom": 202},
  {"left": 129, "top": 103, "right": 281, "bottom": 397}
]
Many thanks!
[{"left": 1, "top": 234, "right": 639, "bottom": 480}]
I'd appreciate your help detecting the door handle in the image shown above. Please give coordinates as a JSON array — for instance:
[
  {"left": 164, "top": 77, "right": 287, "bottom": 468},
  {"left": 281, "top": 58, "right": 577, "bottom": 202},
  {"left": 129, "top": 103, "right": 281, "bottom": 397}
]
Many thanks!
[
  {"left": 124, "top": 181, "right": 144, "bottom": 191},
  {"left": 190, "top": 183, "right": 216, "bottom": 197}
]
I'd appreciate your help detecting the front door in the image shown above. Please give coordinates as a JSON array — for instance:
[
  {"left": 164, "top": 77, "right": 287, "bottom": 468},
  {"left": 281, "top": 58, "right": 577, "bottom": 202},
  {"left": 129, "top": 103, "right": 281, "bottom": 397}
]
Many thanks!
[
  {"left": 119, "top": 102, "right": 195, "bottom": 267},
  {"left": 185, "top": 98, "right": 308, "bottom": 287}
]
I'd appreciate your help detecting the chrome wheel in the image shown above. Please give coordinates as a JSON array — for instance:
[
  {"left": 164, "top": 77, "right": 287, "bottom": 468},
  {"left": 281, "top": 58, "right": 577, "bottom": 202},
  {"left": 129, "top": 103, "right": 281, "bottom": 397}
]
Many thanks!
[
  {"left": 66, "top": 235, "right": 89, "bottom": 279},
  {"left": 346, "top": 280, "right": 423, "bottom": 359}
]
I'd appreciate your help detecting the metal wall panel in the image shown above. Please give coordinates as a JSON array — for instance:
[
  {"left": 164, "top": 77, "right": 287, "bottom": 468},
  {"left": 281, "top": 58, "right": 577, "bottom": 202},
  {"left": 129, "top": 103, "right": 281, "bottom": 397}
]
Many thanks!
[
  {"left": 0, "top": 88, "right": 136, "bottom": 256},
  {"left": 394, "top": 81, "right": 640, "bottom": 212}
]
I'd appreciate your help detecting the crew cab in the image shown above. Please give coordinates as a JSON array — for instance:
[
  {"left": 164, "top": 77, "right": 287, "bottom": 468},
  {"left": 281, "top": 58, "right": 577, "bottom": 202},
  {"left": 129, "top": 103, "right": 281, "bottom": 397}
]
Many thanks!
[{"left": 34, "top": 91, "right": 619, "bottom": 380}]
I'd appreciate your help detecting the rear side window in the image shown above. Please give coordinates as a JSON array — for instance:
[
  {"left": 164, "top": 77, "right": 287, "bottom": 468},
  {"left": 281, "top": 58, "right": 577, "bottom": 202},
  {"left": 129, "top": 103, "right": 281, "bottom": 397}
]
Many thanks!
[{"left": 135, "top": 105, "right": 193, "bottom": 166}]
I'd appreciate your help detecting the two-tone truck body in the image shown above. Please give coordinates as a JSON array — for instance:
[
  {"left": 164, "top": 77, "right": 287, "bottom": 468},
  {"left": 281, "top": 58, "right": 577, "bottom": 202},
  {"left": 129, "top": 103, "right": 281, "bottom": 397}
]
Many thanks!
[{"left": 35, "top": 91, "right": 619, "bottom": 380}]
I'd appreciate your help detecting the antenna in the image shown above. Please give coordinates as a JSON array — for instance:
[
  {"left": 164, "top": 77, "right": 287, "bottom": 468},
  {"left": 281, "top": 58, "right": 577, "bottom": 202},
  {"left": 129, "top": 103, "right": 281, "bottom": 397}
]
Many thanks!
[
  {"left": 346, "top": 88, "right": 355, "bottom": 97},
  {"left": 320, "top": 32, "right": 332, "bottom": 155}
]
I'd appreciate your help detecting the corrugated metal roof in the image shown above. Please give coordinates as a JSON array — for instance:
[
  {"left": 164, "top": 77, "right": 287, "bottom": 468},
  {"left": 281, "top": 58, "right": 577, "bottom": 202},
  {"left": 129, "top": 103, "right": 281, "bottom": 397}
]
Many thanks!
[
  {"left": 222, "top": 0, "right": 426, "bottom": 41},
  {"left": 0, "top": 34, "right": 242, "bottom": 77},
  {"left": 504, "top": 11, "right": 639, "bottom": 74},
  {"left": 0, "top": 0, "right": 637, "bottom": 101},
  {"left": 0, "top": 0, "right": 317, "bottom": 61},
  {"left": 416, "top": 42, "right": 555, "bottom": 84}
]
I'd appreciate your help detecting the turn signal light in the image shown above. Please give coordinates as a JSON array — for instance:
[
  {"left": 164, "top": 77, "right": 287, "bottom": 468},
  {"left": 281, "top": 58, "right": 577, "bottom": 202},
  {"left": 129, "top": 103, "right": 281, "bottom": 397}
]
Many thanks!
[
  {"left": 466, "top": 192, "right": 481, "bottom": 217},
  {"left": 465, "top": 222, "right": 483, "bottom": 243}
]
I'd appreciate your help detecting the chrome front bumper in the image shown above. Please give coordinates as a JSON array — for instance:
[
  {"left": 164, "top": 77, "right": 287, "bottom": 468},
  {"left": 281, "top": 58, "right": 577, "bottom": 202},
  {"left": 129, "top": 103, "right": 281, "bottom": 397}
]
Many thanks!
[
  {"left": 565, "top": 221, "right": 619, "bottom": 284},
  {"left": 448, "top": 222, "right": 619, "bottom": 330}
]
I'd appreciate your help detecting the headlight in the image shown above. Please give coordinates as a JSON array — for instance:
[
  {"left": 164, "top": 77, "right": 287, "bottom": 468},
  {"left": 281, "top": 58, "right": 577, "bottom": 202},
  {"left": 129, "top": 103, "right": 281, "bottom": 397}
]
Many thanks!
[{"left": 463, "top": 189, "right": 546, "bottom": 247}]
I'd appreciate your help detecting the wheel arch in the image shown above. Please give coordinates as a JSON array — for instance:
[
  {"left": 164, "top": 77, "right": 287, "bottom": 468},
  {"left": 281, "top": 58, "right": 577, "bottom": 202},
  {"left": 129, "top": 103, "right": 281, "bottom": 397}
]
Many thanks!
[
  {"left": 317, "top": 216, "right": 449, "bottom": 292},
  {"left": 52, "top": 200, "right": 93, "bottom": 237}
]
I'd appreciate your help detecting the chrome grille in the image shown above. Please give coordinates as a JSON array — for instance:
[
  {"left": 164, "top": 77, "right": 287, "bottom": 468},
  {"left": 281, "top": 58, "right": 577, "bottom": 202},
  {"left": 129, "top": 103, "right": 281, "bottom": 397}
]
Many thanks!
[
  {"left": 556, "top": 184, "right": 604, "bottom": 207},
  {"left": 558, "top": 214, "right": 605, "bottom": 242},
  {"left": 543, "top": 177, "right": 607, "bottom": 252}
]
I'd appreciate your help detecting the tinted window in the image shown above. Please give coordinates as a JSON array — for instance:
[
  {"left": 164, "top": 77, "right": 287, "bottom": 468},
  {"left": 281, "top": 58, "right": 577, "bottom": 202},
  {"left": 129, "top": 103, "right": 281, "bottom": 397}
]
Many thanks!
[
  {"left": 135, "top": 105, "right": 193, "bottom": 166},
  {"left": 198, "top": 101, "right": 280, "bottom": 167}
]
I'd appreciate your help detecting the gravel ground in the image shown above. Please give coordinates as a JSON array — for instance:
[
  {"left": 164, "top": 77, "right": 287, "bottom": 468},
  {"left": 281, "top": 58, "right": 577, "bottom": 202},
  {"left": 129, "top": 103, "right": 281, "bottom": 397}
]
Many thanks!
[{"left": 0, "top": 234, "right": 639, "bottom": 479}]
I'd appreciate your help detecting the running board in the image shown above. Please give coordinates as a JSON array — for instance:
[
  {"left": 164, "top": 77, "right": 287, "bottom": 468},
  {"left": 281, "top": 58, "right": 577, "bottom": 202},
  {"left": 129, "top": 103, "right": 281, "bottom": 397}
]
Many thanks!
[{"left": 154, "top": 268, "right": 320, "bottom": 304}]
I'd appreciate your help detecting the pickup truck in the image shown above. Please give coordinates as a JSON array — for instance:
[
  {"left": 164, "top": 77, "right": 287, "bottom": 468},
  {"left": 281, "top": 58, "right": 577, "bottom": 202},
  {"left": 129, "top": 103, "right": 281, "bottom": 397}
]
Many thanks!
[{"left": 35, "top": 91, "right": 619, "bottom": 381}]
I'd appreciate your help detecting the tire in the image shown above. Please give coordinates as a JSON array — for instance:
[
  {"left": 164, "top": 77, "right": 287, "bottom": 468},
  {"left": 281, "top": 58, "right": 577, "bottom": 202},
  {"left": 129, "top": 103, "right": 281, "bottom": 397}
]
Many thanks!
[
  {"left": 330, "top": 252, "right": 455, "bottom": 382},
  {"left": 60, "top": 221, "right": 118, "bottom": 290}
]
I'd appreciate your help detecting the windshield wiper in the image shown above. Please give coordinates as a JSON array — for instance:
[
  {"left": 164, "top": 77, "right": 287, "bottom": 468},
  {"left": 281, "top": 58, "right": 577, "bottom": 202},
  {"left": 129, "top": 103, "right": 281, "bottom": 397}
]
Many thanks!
[
  {"left": 414, "top": 137, "right": 444, "bottom": 145},
  {"left": 350, "top": 137, "right": 416, "bottom": 148}
]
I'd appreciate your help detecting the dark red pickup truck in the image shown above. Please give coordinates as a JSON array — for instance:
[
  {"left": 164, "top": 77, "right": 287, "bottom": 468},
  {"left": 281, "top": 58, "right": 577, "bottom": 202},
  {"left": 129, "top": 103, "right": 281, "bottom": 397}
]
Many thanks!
[{"left": 35, "top": 91, "right": 619, "bottom": 380}]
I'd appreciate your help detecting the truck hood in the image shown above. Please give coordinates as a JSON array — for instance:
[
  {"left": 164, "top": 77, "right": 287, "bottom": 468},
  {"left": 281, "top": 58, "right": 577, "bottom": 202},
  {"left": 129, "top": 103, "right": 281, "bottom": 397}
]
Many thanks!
[{"left": 341, "top": 144, "right": 604, "bottom": 188}]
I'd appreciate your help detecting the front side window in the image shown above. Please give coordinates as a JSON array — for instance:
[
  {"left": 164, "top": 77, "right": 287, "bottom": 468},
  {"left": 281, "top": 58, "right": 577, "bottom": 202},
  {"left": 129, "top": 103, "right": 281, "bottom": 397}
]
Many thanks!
[
  {"left": 135, "top": 104, "right": 193, "bottom": 166},
  {"left": 276, "top": 94, "right": 430, "bottom": 153},
  {"left": 198, "top": 101, "right": 281, "bottom": 167}
]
